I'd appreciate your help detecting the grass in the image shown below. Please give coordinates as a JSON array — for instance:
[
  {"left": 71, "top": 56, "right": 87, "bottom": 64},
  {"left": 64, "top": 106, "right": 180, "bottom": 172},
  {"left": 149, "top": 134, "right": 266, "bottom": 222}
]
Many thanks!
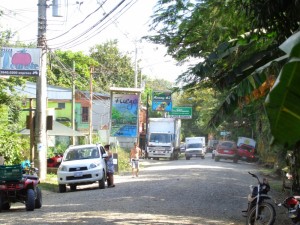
[
  {"left": 258, "top": 166, "right": 284, "bottom": 193},
  {"left": 39, "top": 173, "right": 58, "bottom": 192}
]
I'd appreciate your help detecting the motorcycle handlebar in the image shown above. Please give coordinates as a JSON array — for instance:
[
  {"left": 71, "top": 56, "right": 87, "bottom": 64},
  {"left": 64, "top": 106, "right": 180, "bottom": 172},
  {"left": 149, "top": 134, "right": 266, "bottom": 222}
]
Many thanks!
[{"left": 248, "top": 171, "right": 261, "bottom": 183}]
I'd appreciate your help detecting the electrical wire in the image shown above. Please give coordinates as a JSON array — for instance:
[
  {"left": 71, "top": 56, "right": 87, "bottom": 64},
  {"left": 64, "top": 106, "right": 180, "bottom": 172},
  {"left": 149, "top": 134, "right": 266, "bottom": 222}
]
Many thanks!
[
  {"left": 61, "top": 0, "right": 137, "bottom": 50},
  {"left": 47, "top": 0, "right": 108, "bottom": 41},
  {"left": 49, "top": 0, "right": 134, "bottom": 50}
]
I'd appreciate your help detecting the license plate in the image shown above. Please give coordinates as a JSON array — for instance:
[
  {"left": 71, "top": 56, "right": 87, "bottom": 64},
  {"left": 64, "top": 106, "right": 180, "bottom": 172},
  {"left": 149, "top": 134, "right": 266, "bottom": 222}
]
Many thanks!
[
  {"left": 74, "top": 171, "right": 83, "bottom": 177},
  {"left": 224, "top": 150, "right": 228, "bottom": 153},
  {"left": 192, "top": 154, "right": 196, "bottom": 157}
]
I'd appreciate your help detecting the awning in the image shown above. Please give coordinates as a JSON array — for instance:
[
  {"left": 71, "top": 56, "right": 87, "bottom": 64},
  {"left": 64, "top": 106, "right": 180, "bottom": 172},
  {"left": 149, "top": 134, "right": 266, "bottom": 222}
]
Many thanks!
[{"left": 19, "top": 121, "right": 86, "bottom": 137}]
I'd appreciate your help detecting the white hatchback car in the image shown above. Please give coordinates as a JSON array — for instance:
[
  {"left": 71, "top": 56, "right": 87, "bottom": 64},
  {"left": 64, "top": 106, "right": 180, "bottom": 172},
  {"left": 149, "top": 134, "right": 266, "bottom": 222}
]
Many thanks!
[{"left": 57, "top": 144, "right": 107, "bottom": 193}]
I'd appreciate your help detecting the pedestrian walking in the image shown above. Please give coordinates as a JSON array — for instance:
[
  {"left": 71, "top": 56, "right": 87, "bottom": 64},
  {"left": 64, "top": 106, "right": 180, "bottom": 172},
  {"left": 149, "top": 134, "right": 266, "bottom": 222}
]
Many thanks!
[{"left": 130, "top": 142, "right": 142, "bottom": 178}]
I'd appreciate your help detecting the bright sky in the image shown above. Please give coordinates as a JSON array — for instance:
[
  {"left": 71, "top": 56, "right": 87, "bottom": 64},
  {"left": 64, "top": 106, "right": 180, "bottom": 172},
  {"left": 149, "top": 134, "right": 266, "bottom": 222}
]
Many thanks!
[{"left": 0, "top": 0, "right": 191, "bottom": 83}]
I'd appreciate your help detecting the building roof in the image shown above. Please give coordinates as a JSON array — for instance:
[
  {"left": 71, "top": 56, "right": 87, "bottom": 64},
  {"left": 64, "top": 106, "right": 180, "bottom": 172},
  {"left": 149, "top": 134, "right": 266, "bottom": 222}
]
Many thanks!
[{"left": 13, "top": 81, "right": 72, "bottom": 100}]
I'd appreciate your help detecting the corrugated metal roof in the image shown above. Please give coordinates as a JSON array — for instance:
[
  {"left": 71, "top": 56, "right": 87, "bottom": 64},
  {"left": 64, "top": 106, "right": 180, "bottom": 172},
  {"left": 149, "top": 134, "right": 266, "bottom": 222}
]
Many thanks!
[{"left": 13, "top": 81, "right": 72, "bottom": 100}]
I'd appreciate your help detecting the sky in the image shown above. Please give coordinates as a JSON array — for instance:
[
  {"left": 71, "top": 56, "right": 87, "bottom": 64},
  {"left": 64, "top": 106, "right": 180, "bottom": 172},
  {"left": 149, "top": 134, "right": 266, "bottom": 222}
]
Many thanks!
[{"left": 0, "top": 0, "right": 192, "bottom": 83}]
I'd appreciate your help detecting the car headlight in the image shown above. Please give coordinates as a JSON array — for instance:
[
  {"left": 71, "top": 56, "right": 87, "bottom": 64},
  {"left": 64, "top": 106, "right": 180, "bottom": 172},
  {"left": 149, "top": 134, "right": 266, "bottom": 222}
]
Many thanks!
[
  {"left": 58, "top": 165, "right": 67, "bottom": 171},
  {"left": 89, "top": 163, "right": 98, "bottom": 169}
]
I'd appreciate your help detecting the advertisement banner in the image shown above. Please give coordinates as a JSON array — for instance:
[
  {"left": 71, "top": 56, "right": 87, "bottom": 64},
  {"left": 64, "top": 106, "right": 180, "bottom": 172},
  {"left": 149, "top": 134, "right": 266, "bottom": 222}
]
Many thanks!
[
  {"left": 0, "top": 47, "right": 40, "bottom": 76},
  {"left": 111, "top": 94, "right": 138, "bottom": 137},
  {"left": 152, "top": 91, "right": 172, "bottom": 112}
]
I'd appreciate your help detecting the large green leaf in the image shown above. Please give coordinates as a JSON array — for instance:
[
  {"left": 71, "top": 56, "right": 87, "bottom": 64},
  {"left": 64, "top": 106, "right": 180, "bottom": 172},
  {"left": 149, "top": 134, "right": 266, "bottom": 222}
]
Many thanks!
[{"left": 265, "top": 31, "right": 300, "bottom": 146}]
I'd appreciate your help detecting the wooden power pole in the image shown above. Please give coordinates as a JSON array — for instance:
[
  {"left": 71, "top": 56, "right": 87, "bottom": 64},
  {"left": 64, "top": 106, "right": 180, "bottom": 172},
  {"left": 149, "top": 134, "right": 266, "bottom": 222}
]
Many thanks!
[{"left": 36, "top": 0, "right": 48, "bottom": 180}]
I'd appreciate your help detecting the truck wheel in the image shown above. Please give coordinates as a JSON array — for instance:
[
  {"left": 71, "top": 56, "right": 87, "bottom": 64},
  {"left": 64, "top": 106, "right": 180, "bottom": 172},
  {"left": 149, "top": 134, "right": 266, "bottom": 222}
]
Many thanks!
[
  {"left": 26, "top": 189, "right": 35, "bottom": 211},
  {"left": 70, "top": 185, "right": 77, "bottom": 191},
  {"left": 99, "top": 175, "right": 105, "bottom": 189},
  {"left": 186, "top": 157, "right": 190, "bottom": 160},
  {"left": 35, "top": 187, "right": 42, "bottom": 208},
  {"left": 58, "top": 184, "right": 67, "bottom": 193}
]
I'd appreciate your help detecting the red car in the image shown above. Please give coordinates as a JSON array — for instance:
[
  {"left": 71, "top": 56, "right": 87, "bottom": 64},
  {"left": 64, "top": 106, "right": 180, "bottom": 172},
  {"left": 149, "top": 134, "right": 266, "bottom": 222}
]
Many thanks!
[
  {"left": 237, "top": 144, "right": 256, "bottom": 162},
  {"left": 47, "top": 154, "right": 63, "bottom": 168},
  {"left": 214, "top": 141, "right": 238, "bottom": 163}
]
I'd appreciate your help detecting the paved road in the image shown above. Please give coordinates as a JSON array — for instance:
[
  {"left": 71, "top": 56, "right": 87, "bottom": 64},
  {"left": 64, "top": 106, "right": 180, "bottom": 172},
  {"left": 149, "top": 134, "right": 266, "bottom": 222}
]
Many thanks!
[{"left": 0, "top": 154, "right": 291, "bottom": 224}]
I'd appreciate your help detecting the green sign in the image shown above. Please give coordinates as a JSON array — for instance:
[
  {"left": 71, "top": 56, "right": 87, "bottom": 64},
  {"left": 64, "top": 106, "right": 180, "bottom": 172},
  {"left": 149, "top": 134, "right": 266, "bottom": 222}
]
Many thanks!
[{"left": 169, "top": 107, "right": 192, "bottom": 119}]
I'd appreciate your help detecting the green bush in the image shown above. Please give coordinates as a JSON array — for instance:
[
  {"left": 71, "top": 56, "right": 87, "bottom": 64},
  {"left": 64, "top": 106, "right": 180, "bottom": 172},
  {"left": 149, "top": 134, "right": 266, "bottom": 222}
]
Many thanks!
[{"left": 112, "top": 147, "right": 131, "bottom": 173}]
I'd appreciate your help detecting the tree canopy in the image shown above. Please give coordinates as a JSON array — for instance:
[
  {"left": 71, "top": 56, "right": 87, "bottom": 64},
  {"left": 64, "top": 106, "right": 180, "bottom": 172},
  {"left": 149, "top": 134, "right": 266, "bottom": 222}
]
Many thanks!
[{"left": 147, "top": 0, "right": 300, "bottom": 146}]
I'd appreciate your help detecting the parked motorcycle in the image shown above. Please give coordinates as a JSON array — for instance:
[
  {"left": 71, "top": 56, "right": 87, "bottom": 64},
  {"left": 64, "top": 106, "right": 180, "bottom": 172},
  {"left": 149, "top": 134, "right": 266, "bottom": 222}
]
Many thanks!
[
  {"left": 243, "top": 172, "right": 276, "bottom": 225},
  {"left": 277, "top": 196, "right": 300, "bottom": 224},
  {"left": 0, "top": 164, "right": 42, "bottom": 212}
]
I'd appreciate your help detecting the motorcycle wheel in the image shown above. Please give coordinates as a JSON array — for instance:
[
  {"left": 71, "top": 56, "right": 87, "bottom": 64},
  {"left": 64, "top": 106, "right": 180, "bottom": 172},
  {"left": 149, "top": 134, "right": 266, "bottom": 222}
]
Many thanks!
[
  {"left": 0, "top": 197, "right": 3, "bottom": 212},
  {"left": 35, "top": 187, "right": 42, "bottom": 208},
  {"left": 26, "top": 189, "right": 35, "bottom": 211},
  {"left": 2, "top": 202, "right": 11, "bottom": 210},
  {"left": 246, "top": 202, "right": 276, "bottom": 225}
]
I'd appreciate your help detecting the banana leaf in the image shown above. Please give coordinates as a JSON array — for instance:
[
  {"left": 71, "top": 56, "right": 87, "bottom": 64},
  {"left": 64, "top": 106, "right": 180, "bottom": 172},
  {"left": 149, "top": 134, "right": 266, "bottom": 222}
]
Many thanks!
[{"left": 265, "top": 31, "right": 300, "bottom": 146}]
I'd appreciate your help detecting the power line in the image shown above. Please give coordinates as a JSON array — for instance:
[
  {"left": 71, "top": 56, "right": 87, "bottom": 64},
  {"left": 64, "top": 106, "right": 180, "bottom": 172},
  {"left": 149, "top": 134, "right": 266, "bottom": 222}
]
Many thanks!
[
  {"left": 47, "top": 0, "right": 108, "bottom": 41},
  {"left": 49, "top": 0, "right": 130, "bottom": 50}
]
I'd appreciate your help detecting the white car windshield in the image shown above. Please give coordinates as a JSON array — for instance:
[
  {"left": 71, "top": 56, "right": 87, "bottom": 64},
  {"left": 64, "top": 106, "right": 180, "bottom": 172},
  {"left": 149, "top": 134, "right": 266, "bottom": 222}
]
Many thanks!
[
  {"left": 64, "top": 147, "right": 100, "bottom": 161},
  {"left": 187, "top": 143, "right": 203, "bottom": 148}
]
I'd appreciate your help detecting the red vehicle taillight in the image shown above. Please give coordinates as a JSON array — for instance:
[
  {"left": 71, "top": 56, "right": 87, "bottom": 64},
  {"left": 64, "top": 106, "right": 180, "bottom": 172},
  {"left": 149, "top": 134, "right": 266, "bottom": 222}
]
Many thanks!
[{"left": 286, "top": 197, "right": 299, "bottom": 207}]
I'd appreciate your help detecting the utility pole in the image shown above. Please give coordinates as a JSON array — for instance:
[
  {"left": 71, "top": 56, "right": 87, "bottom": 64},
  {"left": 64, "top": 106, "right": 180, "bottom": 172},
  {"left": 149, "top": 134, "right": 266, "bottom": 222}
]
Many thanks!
[
  {"left": 89, "top": 67, "right": 94, "bottom": 144},
  {"left": 36, "top": 0, "right": 48, "bottom": 180},
  {"left": 134, "top": 42, "right": 138, "bottom": 88},
  {"left": 29, "top": 99, "right": 35, "bottom": 164},
  {"left": 72, "top": 61, "right": 76, "bottom": 145}
]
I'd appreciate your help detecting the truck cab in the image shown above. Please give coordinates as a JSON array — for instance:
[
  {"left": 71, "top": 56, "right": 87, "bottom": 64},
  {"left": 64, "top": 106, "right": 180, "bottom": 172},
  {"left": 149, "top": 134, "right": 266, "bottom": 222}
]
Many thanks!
[{"left": 146, "top": 118, "right": 181, "bottom": 160}]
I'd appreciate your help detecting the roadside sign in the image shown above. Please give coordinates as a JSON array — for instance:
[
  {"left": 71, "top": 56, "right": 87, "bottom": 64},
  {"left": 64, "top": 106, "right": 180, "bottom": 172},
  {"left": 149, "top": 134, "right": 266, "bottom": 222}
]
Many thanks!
[
  {"left": 220, "top": 131, "right": 231, "bottom": 136},
  {"left": 169, "top": 106, "right": 192, "bottom": 119},
  {"left": 152, "top": 91, "right": 172, "bottom": 112},
  {"left": 0, "top": 47, "right": 41, "bottom": 76}
]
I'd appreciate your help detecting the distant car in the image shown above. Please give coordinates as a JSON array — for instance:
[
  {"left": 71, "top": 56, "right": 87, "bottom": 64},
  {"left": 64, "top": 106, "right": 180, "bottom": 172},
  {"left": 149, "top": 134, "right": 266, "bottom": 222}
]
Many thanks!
[
  {"left": 237, "top": 144, "right": 257, "bottom": 162},
  {"left": 57, "top": 144, "right": 108, "bottom": 193},
  {"left": 47, "top": 154, "right": 63, "bottom": 167},
  {"left": 214, "top": 141, "right": 238, "bottom": 163},
  {"left": 207, "top": 140, "right": 219, "bottom": 153},
  {"left": 185, "top": 142, "right": 206, "bottom": 160}
]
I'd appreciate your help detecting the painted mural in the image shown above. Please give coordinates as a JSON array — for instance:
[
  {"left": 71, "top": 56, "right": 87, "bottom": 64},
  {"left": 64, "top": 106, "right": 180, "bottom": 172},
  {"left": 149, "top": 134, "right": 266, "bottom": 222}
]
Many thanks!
[{"left": 111, "top": 94, "right": 138, "bottom": 137}]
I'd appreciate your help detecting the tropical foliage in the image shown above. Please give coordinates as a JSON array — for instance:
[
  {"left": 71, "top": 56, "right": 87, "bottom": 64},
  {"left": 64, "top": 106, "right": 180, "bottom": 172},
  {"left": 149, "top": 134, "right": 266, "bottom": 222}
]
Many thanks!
[{"left": 146, "top": 0, "right": 300, "bottom": 189}]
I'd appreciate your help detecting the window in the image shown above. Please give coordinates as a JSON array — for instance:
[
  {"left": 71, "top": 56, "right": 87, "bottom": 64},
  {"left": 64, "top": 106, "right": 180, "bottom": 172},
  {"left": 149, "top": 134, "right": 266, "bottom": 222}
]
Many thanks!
[
  {"left": 82, "top": 107, "right": 89, "bottom": 122},
  {"left": 58, "top": 103, "right": 65, "bottom": 109}
]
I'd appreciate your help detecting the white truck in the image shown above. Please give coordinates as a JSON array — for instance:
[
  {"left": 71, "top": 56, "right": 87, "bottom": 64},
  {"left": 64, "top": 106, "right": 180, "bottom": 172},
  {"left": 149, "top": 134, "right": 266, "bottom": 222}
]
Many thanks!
[
  {"left": 185, "top": 137, "right": 206, "bottom": 160},
  {"left": 146, "top": 118, "right": 181, "bottom": 160}
]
